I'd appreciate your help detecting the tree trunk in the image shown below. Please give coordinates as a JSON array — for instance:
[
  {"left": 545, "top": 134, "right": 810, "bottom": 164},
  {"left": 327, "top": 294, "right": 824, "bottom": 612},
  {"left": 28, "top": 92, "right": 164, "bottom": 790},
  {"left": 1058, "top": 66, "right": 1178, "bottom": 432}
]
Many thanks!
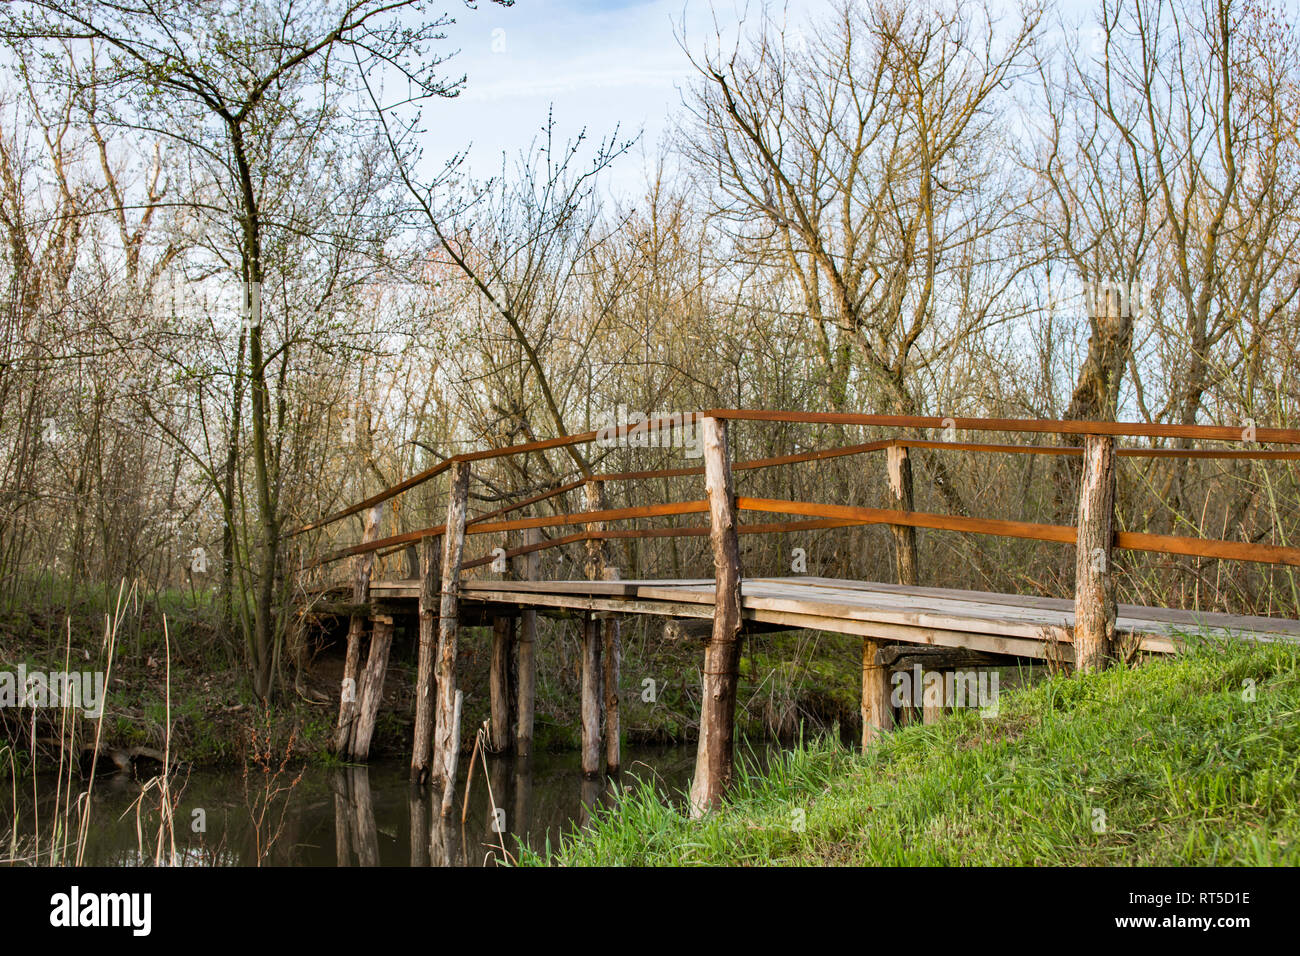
[{"left": 886, "top": 444, "right": 919, "bottom": 586}]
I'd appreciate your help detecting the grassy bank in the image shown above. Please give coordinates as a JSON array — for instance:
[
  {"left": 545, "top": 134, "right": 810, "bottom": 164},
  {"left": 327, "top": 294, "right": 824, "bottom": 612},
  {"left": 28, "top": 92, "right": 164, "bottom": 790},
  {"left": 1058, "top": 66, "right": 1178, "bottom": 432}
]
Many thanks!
[{"left": 535, "top": 638, "right": 1300, "bottom": 865}]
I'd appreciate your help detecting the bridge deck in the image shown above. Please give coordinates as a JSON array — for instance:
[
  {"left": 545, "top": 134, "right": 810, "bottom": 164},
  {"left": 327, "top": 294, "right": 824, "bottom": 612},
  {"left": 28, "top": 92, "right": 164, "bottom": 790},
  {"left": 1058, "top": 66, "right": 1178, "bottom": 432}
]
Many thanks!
[{"left": 363, "top": 575, "right": 1300, "bottom": 662}]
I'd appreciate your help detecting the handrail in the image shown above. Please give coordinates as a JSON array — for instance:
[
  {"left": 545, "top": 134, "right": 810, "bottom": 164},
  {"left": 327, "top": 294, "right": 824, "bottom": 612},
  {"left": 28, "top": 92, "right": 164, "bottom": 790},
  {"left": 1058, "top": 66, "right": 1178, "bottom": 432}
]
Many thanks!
[
  {"left": 290, "top": 411, "right": 1300, "bottom": 539},
  {"left": 294, "top": 410, "right": 1300, "bottom": 577}
]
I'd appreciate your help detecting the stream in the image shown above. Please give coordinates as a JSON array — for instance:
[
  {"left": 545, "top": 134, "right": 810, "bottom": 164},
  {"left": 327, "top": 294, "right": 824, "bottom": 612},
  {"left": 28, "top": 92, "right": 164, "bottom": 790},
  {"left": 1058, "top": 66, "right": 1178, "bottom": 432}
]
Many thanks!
[{"left": 3, "top": 744, "right": 720, "bottom": 866}]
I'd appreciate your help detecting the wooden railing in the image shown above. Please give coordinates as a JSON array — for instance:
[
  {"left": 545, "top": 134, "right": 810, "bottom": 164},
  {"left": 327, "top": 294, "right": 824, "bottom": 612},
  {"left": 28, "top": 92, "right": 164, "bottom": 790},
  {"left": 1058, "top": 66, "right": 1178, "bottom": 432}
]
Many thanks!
[{"left": 292, "top": 410, "right": 1300, "bottom": 573}]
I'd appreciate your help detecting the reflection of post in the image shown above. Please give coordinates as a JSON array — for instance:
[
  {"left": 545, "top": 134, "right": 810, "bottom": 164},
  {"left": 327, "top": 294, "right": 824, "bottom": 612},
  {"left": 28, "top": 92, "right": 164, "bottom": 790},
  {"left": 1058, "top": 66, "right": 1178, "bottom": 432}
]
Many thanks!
[
  {"left": 349, "top": 766, "right": 380, "bottom": 867},
  {"left": 409, "top": 785, "right": 430, "bottom": 867},
  {"left": 330, "top": 769, "right": 352, "bottom": 866},
  {"left": 487, "top": 754, "right": 509, "bottom": 861},
  {"left": 430, "top": 814, "right": 462, "bottom": 868},
  {"left": 512, "top": 753, "right": 533, "bottom": 850},
  {"left": 579, "top": 775, "right": 605, "bottom": 829}
]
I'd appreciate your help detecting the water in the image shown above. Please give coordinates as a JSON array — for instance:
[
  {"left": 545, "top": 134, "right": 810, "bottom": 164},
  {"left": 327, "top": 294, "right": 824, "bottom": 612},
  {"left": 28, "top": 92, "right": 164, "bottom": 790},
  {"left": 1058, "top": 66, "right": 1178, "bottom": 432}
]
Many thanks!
[{"left": 2, "top": 745, "right": 703, "bottom": 866}]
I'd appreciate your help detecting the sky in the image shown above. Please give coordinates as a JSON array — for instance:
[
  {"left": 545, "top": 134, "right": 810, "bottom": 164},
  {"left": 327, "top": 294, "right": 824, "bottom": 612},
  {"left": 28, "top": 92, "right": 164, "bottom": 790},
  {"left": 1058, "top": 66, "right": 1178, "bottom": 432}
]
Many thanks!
[{"left": 411, "top": 0, "right": 824, "bottom": 198}]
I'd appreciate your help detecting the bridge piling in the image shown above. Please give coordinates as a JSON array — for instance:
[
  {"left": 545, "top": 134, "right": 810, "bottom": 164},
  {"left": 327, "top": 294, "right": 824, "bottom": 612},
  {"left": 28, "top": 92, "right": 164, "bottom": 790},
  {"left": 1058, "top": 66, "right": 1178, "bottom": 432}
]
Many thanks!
[
  {"left": 410, "top": 533, "right": 440, "bottom": 784},
  {"left": 690, "top": 416, "right": 744, "bottom": 817},
  {"left": 351, "top": 613, "right": 393, "bottom": 759},
  {"left": 434, "top": 461, "right": 470, "bottom": 815},
  {"left": 603, "top": 617, "right": 621, "bottom": 774},
  {"left": 516, "top": 528, "right": 540, "bottom": 757},
  {"left": 489, "top": 614, "right": 514, "bottom": 752},
  {"left": 580, "top": 612, "right": 603, "bottom": 777},
  {"left": 335, "top": 503, "right": 381, "bottom": 758},
  {"left": 861, "top": 638, "right": 892, "bottom": 747}
]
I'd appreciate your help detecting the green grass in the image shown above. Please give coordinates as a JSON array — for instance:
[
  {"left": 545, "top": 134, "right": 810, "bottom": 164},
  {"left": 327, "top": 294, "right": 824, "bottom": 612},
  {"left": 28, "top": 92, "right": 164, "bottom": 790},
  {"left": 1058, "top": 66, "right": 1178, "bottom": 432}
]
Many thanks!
[{"left": 532, "top": 637, "right": 1300, "bottom": 866}]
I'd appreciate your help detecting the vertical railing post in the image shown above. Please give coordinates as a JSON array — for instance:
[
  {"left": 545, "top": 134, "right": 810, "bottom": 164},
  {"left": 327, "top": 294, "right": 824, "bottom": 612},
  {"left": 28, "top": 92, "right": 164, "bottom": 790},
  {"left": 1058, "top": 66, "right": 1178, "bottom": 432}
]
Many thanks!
[
  {"left": 1074, "top": 433, "right": 1117, "bottom": 672},
  {"left": 410, "top": 532, "right": 441, "bottom": 784},
  {"left": 689, "top": 415, "right": 743, "bottom": 817},
  {"left": 885, "top": 443, "right": 919, "bottom": 586},
  {"left": 434, "top": 460, "right": 470, "bottom": 815},
  {"left": 335, "top": 503, "right": 381, "bottom": 758}
]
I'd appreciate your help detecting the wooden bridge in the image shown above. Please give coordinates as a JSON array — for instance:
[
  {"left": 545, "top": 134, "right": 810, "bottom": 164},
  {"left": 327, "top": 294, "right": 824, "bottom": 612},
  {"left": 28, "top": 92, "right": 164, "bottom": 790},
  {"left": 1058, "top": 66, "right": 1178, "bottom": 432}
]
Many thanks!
[{"left": 292, "top": 410, "right": 1300, "bottom": 817}]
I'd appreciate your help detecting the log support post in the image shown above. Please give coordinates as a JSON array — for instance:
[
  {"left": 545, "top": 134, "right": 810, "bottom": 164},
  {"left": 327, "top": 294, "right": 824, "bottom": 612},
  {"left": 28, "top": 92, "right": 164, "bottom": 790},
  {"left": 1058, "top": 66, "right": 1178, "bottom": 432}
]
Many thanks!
[
  {"left": 603, "top": 617, "right": 621, "bottom": 775},
  {"left": 350, "top": 613, "right": 394, "bottom": 760},
  {"left": 921, "top": 666, "right": 947, "bottom": 725},
  {"left": 1074, "top": 434, "right": 1117, "bottom": 673},
  {"left": 690, "top": 416, "right": 744, "bottom": 817},
  {"left": 489, "top": 614, "right": 515, "bottom": 753},
  {"left": 886, "top": 443, "right": 919, "bottom": 586},
  {"left": 516, "top": 527, "right": 540, "bottom": 757},
  {"left": 335, "top": 504, "right": 382, "bottom": 758},
  {"left": 410, "top": 533, "right": 441, "bottom": 785},
  {"left": 580, "top": 613, "right": 603, "bottom": 778},
  {"left": 434, "top": 461, "right": 470, "bottom": 816},
  {"left": 861, "top": 637, "right": 892, "bottom": 748}
]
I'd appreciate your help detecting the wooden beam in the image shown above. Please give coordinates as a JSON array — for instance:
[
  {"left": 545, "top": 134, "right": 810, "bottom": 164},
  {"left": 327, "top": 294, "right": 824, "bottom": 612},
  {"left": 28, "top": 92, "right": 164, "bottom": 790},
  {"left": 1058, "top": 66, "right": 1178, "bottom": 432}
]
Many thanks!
[
  {"left": 690, "top": 416, "right": 744, "bottom": 817},
  {"left": 1074, "top": 434, "right": 1117, "bottom": 672},
  {"left": 434, "top": 461, "right": 470, "bottom": 816}
]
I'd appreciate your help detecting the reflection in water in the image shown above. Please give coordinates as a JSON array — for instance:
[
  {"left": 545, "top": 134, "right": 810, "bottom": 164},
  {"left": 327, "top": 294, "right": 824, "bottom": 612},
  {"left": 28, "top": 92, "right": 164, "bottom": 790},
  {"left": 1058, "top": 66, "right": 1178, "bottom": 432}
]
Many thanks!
[{"left": 4, "top": 745, "right": 702, "bottom": 867}]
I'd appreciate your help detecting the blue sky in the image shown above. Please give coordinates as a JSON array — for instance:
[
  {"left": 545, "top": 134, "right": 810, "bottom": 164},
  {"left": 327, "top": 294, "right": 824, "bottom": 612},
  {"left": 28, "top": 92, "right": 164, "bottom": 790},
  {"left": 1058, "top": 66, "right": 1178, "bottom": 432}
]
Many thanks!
[{"left": 416, "top": 0, "right": 823, "bottom": 197}]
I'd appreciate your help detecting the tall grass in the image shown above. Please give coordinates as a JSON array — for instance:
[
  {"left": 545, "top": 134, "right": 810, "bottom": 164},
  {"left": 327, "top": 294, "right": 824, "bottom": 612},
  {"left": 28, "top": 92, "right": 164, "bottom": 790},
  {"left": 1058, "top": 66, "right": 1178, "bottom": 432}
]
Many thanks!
[{"left": 534, "top": 637, "right": 1300, "bottom": 866}]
